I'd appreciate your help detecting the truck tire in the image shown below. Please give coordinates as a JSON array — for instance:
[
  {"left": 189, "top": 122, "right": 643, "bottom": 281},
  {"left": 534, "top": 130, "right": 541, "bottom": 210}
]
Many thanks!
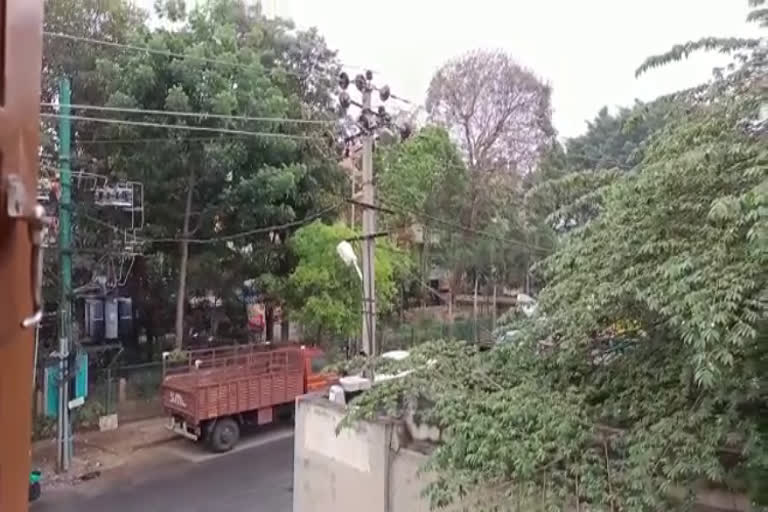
[
  {"left": 199, "top": 421, "right": 213, "bottom": 447},
  {"left": 209, "top": 418, "right": 240, "bottom": 452}
]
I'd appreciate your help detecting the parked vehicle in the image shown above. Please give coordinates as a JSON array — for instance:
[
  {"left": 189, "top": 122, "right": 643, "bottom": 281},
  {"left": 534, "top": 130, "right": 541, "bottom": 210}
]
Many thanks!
[{"left": 161, "top": 344, "right": 334, "bottom": 452}]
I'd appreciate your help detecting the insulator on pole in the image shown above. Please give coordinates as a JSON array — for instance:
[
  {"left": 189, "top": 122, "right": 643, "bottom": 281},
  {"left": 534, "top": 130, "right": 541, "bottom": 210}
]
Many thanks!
[
  {"left": 339, "top": 71, "right": 350, "bottom": 90},
  {"left": 378, "top": 85, "right": 390, "bottom": 102},
  {"left": 354, "top": 74, "right": 367, "bottom": 92}
]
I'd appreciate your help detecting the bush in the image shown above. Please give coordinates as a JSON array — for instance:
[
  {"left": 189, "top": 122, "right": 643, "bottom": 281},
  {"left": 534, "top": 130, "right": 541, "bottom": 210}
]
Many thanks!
[
  {"left": 72, "top": 399, "right": 106, "bottom": 430},
  {"left": 32, "top": 415, "right": 56, "bottom": 441}
]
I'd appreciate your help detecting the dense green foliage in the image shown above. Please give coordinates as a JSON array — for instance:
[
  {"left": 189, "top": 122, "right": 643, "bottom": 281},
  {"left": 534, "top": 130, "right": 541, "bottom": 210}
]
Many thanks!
[
  {"left": 523, "top": 98, "right": 679, "bottom": 236},
  {"left": 376, "top": 127, "right": 468, "bottom": 299},
  {"left": 377, "top": 126, "right": 467, "bottom": 224},
  {"left": 41, "top": 0, "right": 344, "bottom": 349},
  {"left": 564, "top": 100, "right": 675, "bottom": 172},
  {"left": 344, "top": 3, "right": 768, "bottom": 509},
  {"left": 284, "top": 221, "right": 411, "bottom": 346}
]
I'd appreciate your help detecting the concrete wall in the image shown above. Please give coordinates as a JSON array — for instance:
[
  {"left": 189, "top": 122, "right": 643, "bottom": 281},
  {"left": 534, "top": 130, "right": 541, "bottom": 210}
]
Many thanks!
[
  {"left": 293, "top": 395, "right": 751, "bottom": 512},
  {"left": 389, "top": 447, "right": 432, "bottom": 512},
  {"left": 293, "top": 395, "right": 395, "bottom": 512}
]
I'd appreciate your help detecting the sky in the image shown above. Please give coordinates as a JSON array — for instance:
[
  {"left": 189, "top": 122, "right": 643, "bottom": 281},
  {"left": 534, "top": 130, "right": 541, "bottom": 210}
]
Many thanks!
[{"left": 140, "top": 0, "right": 762, "bottom": 138}]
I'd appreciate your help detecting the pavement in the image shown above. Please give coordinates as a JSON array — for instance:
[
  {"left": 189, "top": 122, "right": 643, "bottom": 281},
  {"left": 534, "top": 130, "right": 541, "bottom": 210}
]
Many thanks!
[
  {"left": 32, "top": 417, "right": 177, "bottom": 489},
  {"left": 33, "top": 426, "right": 295, "bottom": 512}
]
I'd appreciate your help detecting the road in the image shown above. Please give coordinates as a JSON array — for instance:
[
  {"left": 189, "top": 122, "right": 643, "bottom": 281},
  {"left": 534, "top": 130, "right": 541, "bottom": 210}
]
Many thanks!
[{"left": 34, "top": 430, "right": 294, "bottom": 512}]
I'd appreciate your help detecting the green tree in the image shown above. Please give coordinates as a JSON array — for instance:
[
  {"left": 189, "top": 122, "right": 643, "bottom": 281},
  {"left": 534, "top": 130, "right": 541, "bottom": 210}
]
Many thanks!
[
  {"left": 376, "top": 126, "right": 468, "bottom": 303},
  {"left": 42, "top": 0, "right": 344, "bottom": 349},
  {"left": 565, "top": 99, "right": 675, "bottom": 171},
  {"left": 523, "top": 99, "right": 677, "bottom": 236},
  {"left": 284, "top": 221, "right": 410, "bottom": 350}
]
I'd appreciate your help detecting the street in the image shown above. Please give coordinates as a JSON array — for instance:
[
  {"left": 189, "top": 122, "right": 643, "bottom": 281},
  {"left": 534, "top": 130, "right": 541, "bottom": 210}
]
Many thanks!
[{"left": 34, "top": 431, "right": 295, "bottom": 512}]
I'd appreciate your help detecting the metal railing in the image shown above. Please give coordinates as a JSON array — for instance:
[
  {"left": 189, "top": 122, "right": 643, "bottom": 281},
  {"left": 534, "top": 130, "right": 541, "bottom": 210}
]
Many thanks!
[
  {"left": 378, "top": 316, "right": 496, "bottom": 351},
  {"left": 86, "top": 361, "right": 164, "bottom": 424},
  {"left": 162, "top": 345, "right": 304, "bottom": 386}
]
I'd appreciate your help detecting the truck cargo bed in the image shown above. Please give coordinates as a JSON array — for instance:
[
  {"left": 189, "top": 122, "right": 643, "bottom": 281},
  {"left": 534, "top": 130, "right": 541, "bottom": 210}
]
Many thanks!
[{"left": 161, "top": 347, "right": 303, "bottom": 423}]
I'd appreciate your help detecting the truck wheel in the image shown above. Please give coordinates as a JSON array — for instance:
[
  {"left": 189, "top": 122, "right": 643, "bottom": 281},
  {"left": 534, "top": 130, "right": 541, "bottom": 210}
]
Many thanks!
[
  {"left": 199, "top": 421, "right": 212, "bottom": 447},
  {"left": 210, "top": 418, "right": 240, "bottom": 452}
]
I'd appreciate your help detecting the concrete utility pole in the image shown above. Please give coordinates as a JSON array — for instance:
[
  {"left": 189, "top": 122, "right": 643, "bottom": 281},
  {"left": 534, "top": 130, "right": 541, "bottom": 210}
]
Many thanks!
[
  {"left": 57, "top": 77, "right": 73, "bottom": 472},
  {"left": 338, "top": 70, "right": 399, "bottom": 357},
  {"left": 360, "top": 83, "right": 376, "bottom": 357}
]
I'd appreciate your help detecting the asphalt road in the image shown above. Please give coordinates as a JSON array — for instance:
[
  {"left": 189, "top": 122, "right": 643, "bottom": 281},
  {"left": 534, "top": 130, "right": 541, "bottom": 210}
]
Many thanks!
[{"left": 34, "top": 432, "right": 294, "bottom": 512}]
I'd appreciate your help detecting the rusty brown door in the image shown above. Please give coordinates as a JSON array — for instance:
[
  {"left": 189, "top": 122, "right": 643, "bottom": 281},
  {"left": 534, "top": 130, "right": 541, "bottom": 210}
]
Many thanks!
[{"left": 0, "top": 1, "right": 44, "bottom": 511}]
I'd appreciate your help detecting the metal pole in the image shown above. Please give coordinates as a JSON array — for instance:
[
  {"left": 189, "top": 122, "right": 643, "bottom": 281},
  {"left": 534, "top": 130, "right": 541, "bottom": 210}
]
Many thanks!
[
  {"left": 58, "top": 77, "right": 73, "bottom": 472},
  {"left": 33, "top": 325, "right": 40, "bottom": 387},
  {"left": 350, "top": 177, "right": 356, "bottom": 230},
  {"left": 360, "top": 84, "right": 376, "bottom": 358}
]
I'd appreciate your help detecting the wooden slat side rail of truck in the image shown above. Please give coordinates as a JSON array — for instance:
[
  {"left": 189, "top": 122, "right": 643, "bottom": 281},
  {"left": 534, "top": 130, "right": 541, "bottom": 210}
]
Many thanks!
[{"left": 161, "top": 345, "right": 333, "bottom": 452}]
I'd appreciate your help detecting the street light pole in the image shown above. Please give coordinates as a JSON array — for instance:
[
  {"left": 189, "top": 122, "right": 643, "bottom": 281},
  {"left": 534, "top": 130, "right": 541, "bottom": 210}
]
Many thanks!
[{"left": 360, "top": 84, "right": 376, "bottom": 358}]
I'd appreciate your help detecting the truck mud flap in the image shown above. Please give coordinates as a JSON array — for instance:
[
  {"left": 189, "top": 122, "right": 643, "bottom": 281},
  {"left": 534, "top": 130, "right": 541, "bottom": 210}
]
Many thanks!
[{"left": 166, "top": 417, "right": 199, "bottom": 442}]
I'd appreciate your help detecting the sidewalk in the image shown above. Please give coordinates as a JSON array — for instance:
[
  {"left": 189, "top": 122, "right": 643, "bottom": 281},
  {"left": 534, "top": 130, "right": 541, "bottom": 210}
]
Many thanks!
[{"left": 32, "top": 417, "right": 176, "bottom": 489}]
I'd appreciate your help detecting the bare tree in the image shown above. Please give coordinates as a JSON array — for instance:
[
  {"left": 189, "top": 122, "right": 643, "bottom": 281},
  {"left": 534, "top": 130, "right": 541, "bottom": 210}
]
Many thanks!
[
  {"left": 426, "top": 49, "right": 554, "bottom": 174},
  {"left": 426, "top": 50, "right": 553, "bottom": 322}
]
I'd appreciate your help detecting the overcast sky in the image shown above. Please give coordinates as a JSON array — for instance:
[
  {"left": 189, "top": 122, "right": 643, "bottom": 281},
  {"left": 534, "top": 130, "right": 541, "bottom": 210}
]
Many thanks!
[{"left": 140, "top": 0, "right": 761, "bottom": 138}]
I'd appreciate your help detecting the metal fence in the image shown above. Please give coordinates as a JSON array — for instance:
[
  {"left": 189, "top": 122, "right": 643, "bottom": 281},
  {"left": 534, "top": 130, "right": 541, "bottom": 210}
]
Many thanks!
[
  {"left": 84, "top": 361, "right": 164, "bottom": 427},
  {"left": 378, "top": 316, "right": 496, "bottom": 352}
]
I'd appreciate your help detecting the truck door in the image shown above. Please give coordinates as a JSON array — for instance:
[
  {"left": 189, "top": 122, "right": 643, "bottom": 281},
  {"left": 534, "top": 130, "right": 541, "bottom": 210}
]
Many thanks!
[{"left": 304, "top": 352, "right": 335, "bottom": 392}]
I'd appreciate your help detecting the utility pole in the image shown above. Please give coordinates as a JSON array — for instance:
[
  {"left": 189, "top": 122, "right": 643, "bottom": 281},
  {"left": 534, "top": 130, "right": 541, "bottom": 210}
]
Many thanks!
[
  {"left": 360, "top": 82, "right": 376, "bottom": 357},
  {"left": 338, "top": 70, "right": 400, "bottom": 358},
  {"left": 57, "top": 77, "right": 73, "bottom": 472}
]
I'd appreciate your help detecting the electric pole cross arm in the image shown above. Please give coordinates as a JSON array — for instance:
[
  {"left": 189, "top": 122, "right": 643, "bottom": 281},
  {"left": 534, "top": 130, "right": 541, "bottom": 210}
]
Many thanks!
[{"left": 0, "top": 1, "right": 46, "bottom": 511}]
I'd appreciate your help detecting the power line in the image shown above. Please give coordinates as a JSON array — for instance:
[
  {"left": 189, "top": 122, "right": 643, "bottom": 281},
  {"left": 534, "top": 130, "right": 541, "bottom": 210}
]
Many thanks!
[
  {"left": 321, "top": 135, "right": 541, "bottom": 252},
  {"left": 40, "top": 113, "right": 314, "bottom": 140},
  {"left": 78, "top": 211, "right": 122, "bottom": 232},
  {"left": 138, "top": 202, "right": 341, "bottom": 245},
  {"left": 76, "top": 136, "right": 251, "bottom": 145},
  {"left": 43, "top": 32, "right": 382, "bottom": 94},
  {"left": 40, "top": 102, "right": 334, "bottom": 126},
  {"left": 351, "top": 195, "right": 550, "bottom": 254},
  {"left": 44, "top": 32, "right": 261, "bottom": 72},
  {"left": 43, "top": 32, "right": 419, "bottom": 108}
]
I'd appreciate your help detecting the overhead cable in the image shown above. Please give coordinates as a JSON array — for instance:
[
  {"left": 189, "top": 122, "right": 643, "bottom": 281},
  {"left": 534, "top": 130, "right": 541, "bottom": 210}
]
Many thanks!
[
  {"left": 43, "top": 32, "right": 419, "bottom": 106},
  {"left": 44, "top": 32, "right": 377, "bottom": 90},
  {"left": 138, "top": 203, "right": 341, "bottom": 245},
  {"left": 350, "top": 195, "right": 550, "bottom": 254},
  {"left": 76, "top": 136, "right": 251, "bottom": 145},
  {"left": 40, "top": 102, "right": 334, "bottom": 126},
  {"left": 44, "top": 32, "right": 259, "bottom": 71},
  {"left": 40, "top": 113, "right": 314, "bottom": 139}
]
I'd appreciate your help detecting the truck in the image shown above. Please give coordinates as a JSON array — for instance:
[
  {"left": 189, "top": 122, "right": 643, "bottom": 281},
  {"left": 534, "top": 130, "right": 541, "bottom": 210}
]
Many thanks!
[{"left": 161, "top": 344, "right": 334, "bottom": 452}]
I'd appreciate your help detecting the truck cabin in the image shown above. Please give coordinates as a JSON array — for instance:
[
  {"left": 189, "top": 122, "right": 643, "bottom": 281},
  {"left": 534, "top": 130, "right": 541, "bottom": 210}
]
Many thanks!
[{"left": 300, "top": 345, "right": 335, "bottom": 392}]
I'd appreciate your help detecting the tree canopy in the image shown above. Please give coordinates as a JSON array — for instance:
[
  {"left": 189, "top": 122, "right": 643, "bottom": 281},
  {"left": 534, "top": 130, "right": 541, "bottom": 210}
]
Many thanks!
[
  {"left": 41, "top": 0, "right": 345, "bottom": 350},
  {"left": 283, "top": 221, "right": 411, "bottom": 349},
  {"left": 344, "top": 2, "right": 768, "bottom": 509},
  {"left": 426, "top": 49, "right": 554, "bottom": 174}
]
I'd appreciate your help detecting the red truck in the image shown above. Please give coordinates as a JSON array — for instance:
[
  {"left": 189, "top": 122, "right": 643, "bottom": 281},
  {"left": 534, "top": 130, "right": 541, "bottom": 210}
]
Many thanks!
[{"left": 161, "top": 344, "right": 333, "bottom": 452}]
